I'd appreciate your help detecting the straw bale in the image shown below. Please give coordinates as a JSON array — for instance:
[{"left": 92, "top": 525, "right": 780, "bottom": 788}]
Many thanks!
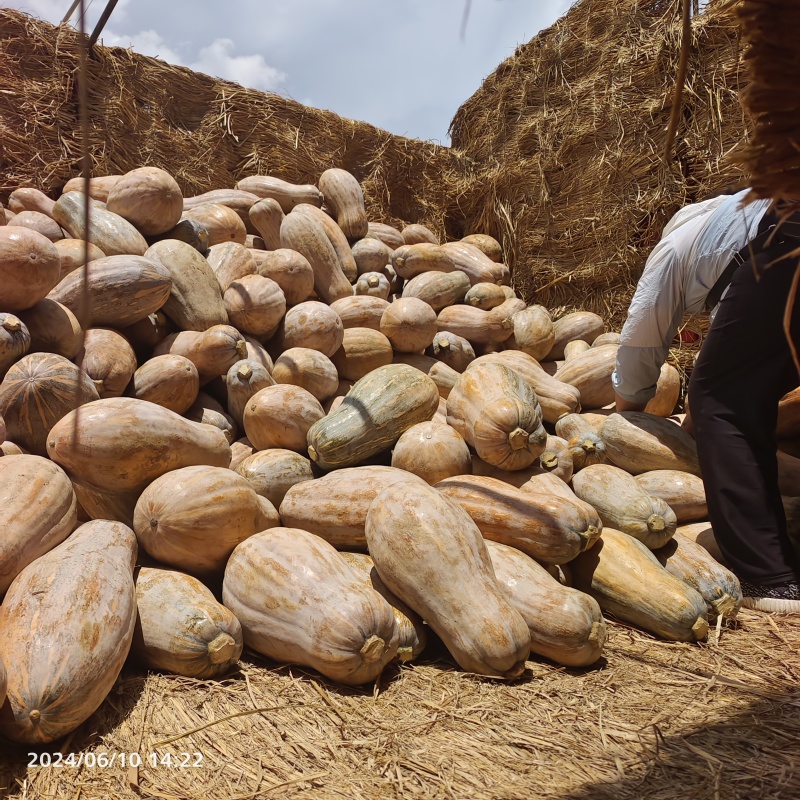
[{"left": 0, "top": 611, "right": 798, "bottom": 799}]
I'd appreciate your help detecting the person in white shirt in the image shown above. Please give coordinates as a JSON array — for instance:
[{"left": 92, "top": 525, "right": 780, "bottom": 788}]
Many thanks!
[{"left": 612, "top": 189, "right": 800, "bottom": 613}]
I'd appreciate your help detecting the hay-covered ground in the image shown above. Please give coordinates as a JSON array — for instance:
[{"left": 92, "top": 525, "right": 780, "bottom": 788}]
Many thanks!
[{"left": 1, "top": 610, "right": 798, "bottom": 800}]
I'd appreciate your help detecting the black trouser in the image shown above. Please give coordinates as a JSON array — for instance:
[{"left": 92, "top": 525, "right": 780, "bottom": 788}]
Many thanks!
[{"left": 688, "top": 247, "right": 800, "bottom": 586}]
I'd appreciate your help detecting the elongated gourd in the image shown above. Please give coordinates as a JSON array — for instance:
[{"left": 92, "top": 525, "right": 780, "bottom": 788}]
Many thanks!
[
  {"left": 223, "top": 528, "right": 399, "bottom": 685},
  {"left": 547, "top": 311, "right": 605, "bottom": 359},
  {"left": 653, "top": 532, "right": 742, "bottom": 619},
  {"left": 402, "top": 270, "right": 471, "bottom": 311},
  {"left": 569, "top": 527, "right": 709, "bottom": 642},
  {"left": 318, "top": 169, "right": 369, "bottom": 239},
  {"left": 506, "top": 305, "right": 555, "bottom": 361},
  {"left": 486, "top": 541, "right": 606, "bottom": 667},
  {"left": 634, "top": 470, "right": 707, "bottom": 524},
  {"left": 235, "top": 449, "right": 315, "bottom": 508},
  {"left": 555, "top": 344, "right": 618, "bottom": 409},
  {"left": 132, "top": 567, "right": 243, "bottom": 677},
  {"left": 572, "top": 464, "right": 677, "bottom": 550},
  {"left": 0, "top": 520, "right": 137, "bottom": 744},
  {"left": 436, "top": 475, "right": 601, "bottom": 564},
  {"left": 330, "top": 295, "right": 389, "bottom": 331},
  {"left": 306, "top": 364, "right": 439, "bottom": 471},
  {"left": 365, "top": 481, "right": 530, "bottom": 678},
  {"left": 153, "top": 324, "right": 247, "bottom": 383},
  {"left": 447, "top": 361, "right": 546, "bottom": 470}
]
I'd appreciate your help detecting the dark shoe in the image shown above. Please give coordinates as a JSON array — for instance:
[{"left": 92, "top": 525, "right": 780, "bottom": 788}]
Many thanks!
[{"left": 740, "top": 580, "right": 800, "bottom": 613}]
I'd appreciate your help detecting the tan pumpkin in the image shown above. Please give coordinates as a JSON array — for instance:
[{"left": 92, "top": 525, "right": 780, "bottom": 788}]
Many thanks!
[
  {"left": 183, "top": 189, "right": 260, "bottom": 230},
  {"left": 653, "top": 532, "right": 742, "bottom": 619},
  {"left": 53, "top": 238, "right": 105, "bottom": 279},
  {"left": 436, "top": 475, "right": 601, "bottom": 563},
  {"left": 519, "top": 470, "right": 583, "bottom": 502},
  {"left": 47, "top": 397, "right": 231, "bottom": 493},
  {"left": 0, "top": 226, "right": 62, "bottom": 311},
  {"left": 437, "top": 304, "right": 515, "bottom": 345},
  {"left": 0, "top": 520, "right": 137, "bottom": 744},
  {"left": 401, "top": 223, "right": 439, "bottom": 245},
  {"left": 380, "top": 297, "right": 438, "bottom": 353},
  {"left": 547, "top": 311, "right": 605, "bottom": 359},
  {"left": 0, "top": 313, "right": 31, "bottom": 377},
  {"left": 598, "top": 411, "right": 701, "bottom": 476},
  {"left": 426, "top": 331, "right": 476, "bottom": 372},
  {"left": 76, "top": 328, "right": 137, "bottom": 398},
  {"left": 592, "top": 332, "right": 621, "bottom": 348},
  {"left": 242, "top": 334, "right": 275, "bottom": 373},
  {"left": 223, "top": 527, "right": 398, "bottom": 685},
  {"left": 129, "top": 354, "right": 200, "bottom": 414},
  {"left": 236, "top": 176, "right": 323, "bottom": 212},
  {"left": 280, "top": 210, "right": 352, "bottom": 304},
  {"left": 272, "top": 347, "right": 339, "bottom": 402},
  {"left": 207, "top": 241, "right": 257, "bottom": 292},
  {"left": 147, "top": 219, "right": 209, "bottom": 254},
  {"left": 563, "top": 339, "right": 591, "bottom": 361},
  {"left": 367, "top": 222, "right": 405, "bottom": 249},
  {"left": 276, "top": 300, "right": 344, "bottom": 357},
  {"left": 460, "top": 233, "right": 502, "bottom": 261},
  {"left": 569, "top": 527, "right": 709, "bottom": 642},
  {"left": 0, "top": 442, "right": 25, "bottom": 457},
  {"left": 132, "top": 567, "right": 243, "bottom": 678},
  {"left": 504, "top": 305, "right": 554, "bottom": 360},
  {"left": 0, "top": 455, "right": 76, "bottom": 595},
  {"left": 252, "top": 247, "right": 315, "bottom": 306},
  {"left": 279, "top": 465, "right": 425, "bottom": 549},
  {"left": 778, "top": 387, "right": 800, "bottom": 439},
  {"left": 293, "top": 203, "right": 358, "bottom": 282},
  {"left": 365, "top": 481, "right": 530, "bottom": 678},
  {"left": 391, "top": 421, "right": 471, "bottom": 485},
  {"left": 248, "top": 197, "right": 285, "bottom": 251},
  {"left": 235, "top": 448, "right": 315, "bottom": 508},
  {"left": 154, "top": 324, "right": 247, "bottom": 384},
  {"left": 329, "top": 295, "right": 389, "bottom": 331},
  {"left": 0, "top": 353, "right": 99, "bottom": 456},
  {"left": 224, "top": 274, "right": 286, "bottom": 338},
  {"left": 244, "top": 384, "right": 325, "bottom": 452},
  {"left": 48, "top": 254, "right": 172, "bottom": 328},
  {"left": 441, "top": 241, "right": 509, "bottom": 285},
  {"left": 17, "top": 299, "right": 82, "bottom": 360},
  {"left": 62, "top": 175, "right": 122, "bottom": 200},
  {"left": 447, "top": 361, "right": 547, "bottom": 470},
  {"left": 185, "top": 392, "right": 238, "bottom": 444},
  {"left": 340, "top": 551, "right": 427, "bottom": 663},
  {"left": 676, "top": 523, "right": 726, "bottom": 565},
  {"left": 307, "top": 364, "right": 439, "bottom": 471},
  {"left": 634, "top": 470, "right": 707, "bottom": 523},
  {"left": 71, "top": 481, "right": 138, "bottom": 528},
  {"left": 555, "top": 344, "right": 618, "bottom": 409},
  {"left": 354, "top": 271, "right": 391, "bottom": 299},
  {"left": 487, "top": 541, "right": 606, "bottom": 667},
  {"left": 182, "top": 203, "right": 246, "bottom": 246},
  {"left": 536, "top": 435, "right": 574, "bottom": 482},
  {"left": 392, "top": 243, "right": 455, "bottom": 279},
  {"left": 8, "top": 187, "right": 56, "bottom": 218},
  {"left": 642, "top": 362, "right": 681, "bottom": 417},
  {"left": 572, "top": 464, "right": 677, "bottom": 550},
  {"left": 106, "top": 167, "right": 183, "bottom": 236},
  {"left": 402, "top": 269, "right": 471, "bottom": 311},
  {"left": 393, "top": 353, "right": 459, "bottom": 399},
  {"left": 351, "top": 237, "right": 393, "bottom": 276},
  {"left": 471, "top": 454, "right": 572, "bottom": 488},
  {"left": 134, "top": 465, "right": 278, "bottom": 574},
  {"left": 53, "top": 192, "right": 148, "bottom": 256},
  {"left": 224, "top": 358, "right": 275, "bottom": 427},
  {"left": 229, "top": 437, "right": 256, "bottom": 472},
  {"left": 10, "top": 210, "right": 64, "bottom": 242},
  {"left": 318, "top": 168, "right": 369, "bottom": 239},
  {"left": 464, "top": 282, "right": 507, "bottom": 310},
  {"left": 331, "top": 328, "right": 393, "bottom": 381}
]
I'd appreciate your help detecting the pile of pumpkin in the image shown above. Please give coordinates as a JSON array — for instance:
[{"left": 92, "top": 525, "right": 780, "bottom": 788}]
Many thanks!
[{"left": 1, "top": 165, "right": 798, "bottom": 748}]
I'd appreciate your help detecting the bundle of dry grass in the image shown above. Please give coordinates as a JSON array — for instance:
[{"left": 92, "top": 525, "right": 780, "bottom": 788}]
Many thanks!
[
  {"left": 0, "top": 10, "right": 464, "bottom": 234},
  {"left": 0, "top": 611, "right": 798, "bottom": 799}
]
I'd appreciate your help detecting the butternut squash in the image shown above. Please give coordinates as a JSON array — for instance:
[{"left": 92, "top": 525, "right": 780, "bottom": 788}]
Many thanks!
[
  {"left": 367, "top": 222, "right": 405, "bottom": 249},
  {"left": 634, "top": 470, "right": 707, "bottom": 524},
  {"left": 441, "top": 241, "right": 509, "bottom": 285},
  {"left": 106, "top": 167, "right": 183, "bottom": 236},
  {"left": 487, "top": 541, "right": 606, "bottom": 667},
  {"left": 277, "top": 300, "right": 344, "bottom": 357},
  {"left": 330, "top": 295, "right": 389, "bottom": 331},
  {"left": 272, "top": 347, "right": 339, "bottom": 402},
  {"left": 17, "top": 299, "right": 82, "bottom": 360},
  {"left": 365, "top": 481, "right": 530, "bottom": 678},
  {"left": 154, "top": 325, "right": 247, "bottom": 384},
  {"left": 644, "top": 363, "right": 681, "bottom": 417},
  {"left": 248, "top": 197, "right": 285, "bottom": 251},
  {"left": 222, "top": 527, "right": 399, "bottom": 685},
  {"left": 332, "top": 328, "right": 393, "bottom": 381},
  {"left": 236, "top": 176, "right": 323, "bottom": 212},
  {"left": 426, "top": 331, "right": 476, "bottom": 372},
  {"left": 76, "top": 328, "right": 137, "bottom": 398},
  {"left": 207, "top": 241, "right": 257, "bottom": 292},
  {"left": 244, "top": 384, "right": 325, "bottom": 452},
  {"left": 129, "top": 354, "right": 200, "bottom": 414},
  {"left": 505, "top": 305, "right": 555, "bottom": 360},
  {"left": 62, "top": 175, "right": 121, "bottom": 201},
  {"left": 0, "top": 313, "right": 30, "bottom": 377},
  {"left": 465, "top": 282, "right": 507, "bottom": 310},
  {"left": 572, "top": 464, "right": 677, "bottom": 550},
  {"left": 569, "top": 527, "right": 709, "bottom": 642},
  {"left": 307, "top": 364, "right": 439, "bottom": 470},
  {"left": 555, "top": 344, "right": 618, "bottom": 409},
  {"left": 676, "top": 523, "right": 726, "bottom": 565},
  {"left": 547, "top": 311, "right": 605, "bottom": 359},
  {"left": 132, "top": 567, "right": 243, "bottom": 677},
  {"left": 436, "top": 475, "right": 601, "bottom": 563},
  {"left": 0, "top": 226, "right": 62, "bottom": 310},
  {"left": 235, "top": 448, "right": 315, "bottom": 508},
  {"left": 402, "top": 270, "right": 471, "bottom": 311},
  {"left": 0, "top": 520, "right": 137, "bottom": 744},
  {"left": 318, "top": 168, "right": 369, "bottom": 239},
  {"left": 8, "top": 187, "right": 56, "bottom": 218},
  {"left": 391, "top": 421, "right": 471, "bottom": 485},
  {"left": 224, "top": 359, "right": 276, "bottom": 427},
  {"left": 392, "top": 243, "right": 455, "bottom": 279},
  {"left": 293, "top": 202, "right": 358, "bottom": 282},
  {"left": 447, "top": 361, "right": 546, "bottom": 470}
]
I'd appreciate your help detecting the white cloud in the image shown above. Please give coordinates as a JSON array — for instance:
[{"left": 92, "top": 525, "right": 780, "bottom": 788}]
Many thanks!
[
  {"left": 99, "top": 29, "right": 184, "bottom": 65},
  {"left": 189, "top": 39, "right": 287, "bottom": 94}
]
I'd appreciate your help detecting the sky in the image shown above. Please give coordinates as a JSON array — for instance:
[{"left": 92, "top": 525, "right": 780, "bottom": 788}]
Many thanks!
[{"left": 3, "top": 0, "right": 573, "bottom": 144}]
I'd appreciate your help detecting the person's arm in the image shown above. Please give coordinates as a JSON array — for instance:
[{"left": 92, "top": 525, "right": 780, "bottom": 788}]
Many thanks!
[{"left": 614, "top": 391, "right": 647, "bottom": 413}]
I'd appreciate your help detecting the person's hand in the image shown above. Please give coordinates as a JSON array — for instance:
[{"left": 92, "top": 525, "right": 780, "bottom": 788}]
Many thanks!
[
  {"left": 613, "top": 391, "right": 646, "bottom": 413},
  {"left": 681, "top": 408, "right": 695, "bottom": 438}
]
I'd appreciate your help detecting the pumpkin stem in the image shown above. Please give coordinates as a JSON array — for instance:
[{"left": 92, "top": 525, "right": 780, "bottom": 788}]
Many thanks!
[
  {"left": 237, "top": 363, "right": 253, "bottom": 380},
  {"left": 359, "top": 635, "right": 386, "bottom": 663},
  {"left": 647, "top": 514, "right": 666, "bottom": 533},
  {"left": 207, "top": 632, "right": 237, "bottom": 665},
  {"left": 435, "top": 336, "right": 450, "bottom": 350},
  {"left": 396, "top": 646, "right": 414, "bottom": 664},
  {"left": 235, "top": 340, "right": 248, "bottom": 359},
  {"left": 501, "top": 659, "right": 527, "bottom": 680},
  {"left": 712, "top": 593, "right": 738, "bottom": 620},
  {"left": 580, "top": 436, "right": 596, "bottom": 453},
  {"left": 367, "top": 275, "right": 379, "bottom": 287},
  {"left": 508, "top": 428, "right": 529, "bottom": 451},
  {"left": 540, "top": 451, "right": 558, "bottom": 469},
  {"left": 691, "top": 617, "right": 709, "bottom": 641},
  {"left": 308, "top": 445, "right": 318, "bottom": 462},
  {"left": 2, "top": 315, "right": 21, "bottom": 332},
  {"left": 29, "top": 709, "right": 41, "bottom": 723}
]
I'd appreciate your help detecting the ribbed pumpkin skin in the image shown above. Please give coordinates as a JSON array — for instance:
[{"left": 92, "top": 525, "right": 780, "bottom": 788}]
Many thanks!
[
  {"left": 182, "top": 203, "right": 246, "bottom": 246},
  {"left": 76, "top": 328, "right": 138, "bottom": 398},
  {"left": 48, "top": 254, "right": 172, "bottom": 328},
  {"left": 402, "top": 270, "right": 471, "bottom": 312},
  {"left": 365, "top": 482, "right": 531, "bottom": 679},
  {"left": 402, "top": 223, "right": 439, "bottom": 245},
  {"left": 279, "top": 465, "right": 426, "bottom": 549},
  {"left": 134, "top": 465, "right": 279, "bottom": 574},
  {"left": 0, "top": 313, "right": 31, "bottom": 377},
  {"left": 569, "top": 527, "right": 709, "bottom": 643},
  {"left": 278, "top": 301, "right": 345, "bottom": 357},
  {"left": 235, "top": 448, "right": 315, "bottom": 508},
  {"left": 440, "top": 241, "right": 508, "bottom": 285},
  {"left": 62, "top": 175, "right": 121, "bottom": 201},
  {"left": 354, "top": 271, "right": 391, "bottom": 299},
  {"left": 555, "top": 344, "right": 618, "bottom": 409},
  {"left": 0, "top": 352, "right": 100, "bottom": 456},
  {"left": 272, "top": 347, "right": 339, "bottom": 401},
  {"left": 352, "top": 238, "right": 393, "bottom": 275},
  {"left": 380, "top": 298, "right": 438, "bottom": 353},
  {"left": 547, "top": 311, "right": 605, "bottom": 360},
  {"left": 224, "top": 274, "right": 286, "bottom": 338},
  {"left": 0, "top": 226, "right": 62, "bottom": 310},
  {"left": 129, "top": 353, "right": 200, "bottom": 414},
  {"left": 486, "top": 541, "right": 606, "bottom": 667},
  {"left": 599, "top": 411, "right": 701, "bottom": 476},
  {"left": 340, "top": 552, "right": 427, "bottom": 663},
  {"left": 222, "top": 528, "right": 399, "bottom": 686},
  {"left": 106, "top": 167, "right": 183, "bottom": 236},
  {"left": 236, "top": 176, "right": 323, "bottom": 212},
  {"left": 448, "top": 361, "right": 547, "bottom": 470},
  {"left": 572, "top": 464, "right": 677, "bottom": 550},
  {"left": 436, "top": 475, "right": 601, "bottom": 564},
  {"left": 18, "top": 298, "right": 83, "bottom": 360},
  {"left": 505, "top": 305, "right": 554, "bottom": 360},
  {"left": 154, "top": 324, "right": 248, "bottom": 384},
  {"left": 318, "top": 168, "right": 369, "bottom": 239},
  {"left": 0, "top": 520, "right": 137, "bottom": 744},
  {"left": 53, "top": 191, "right": 148, "bottom": 256},
  {"left": 634, "top": 470, "right": 707, "bottom": 523},
  {"left": 330, "top": 296, "right": 389, "bottom": 331},
  {"left": 653, "top": 532, "right": 742, "bottom": 620},
  {"left": 368, "top": 222, "right": 404, "bottom": 249},
  {"left": 307, "top": 364, "right": 439, "bottom": 471},
  {"left": 132, "top": 567, "right": 243, "bottom": 677},
  {"left": 244, "top": 384, "right": 325, "bottom": 452},
  {"left": 426, "top": 331, "right": 475, "bottom": 372},
  {"left": 47, "top": 397, "right": 231, "bottom": 493},
  {"left": 391, "top": 421, "right": 471, "bottom": 485},
  {"left": 0, "top": 455, "right": 77, "bottom": 595}
]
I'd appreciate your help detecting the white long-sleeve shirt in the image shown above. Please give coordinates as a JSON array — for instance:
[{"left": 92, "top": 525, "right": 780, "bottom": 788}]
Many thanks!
[{"left": 612, "top": 190, "right": 771, "bottom": 405}]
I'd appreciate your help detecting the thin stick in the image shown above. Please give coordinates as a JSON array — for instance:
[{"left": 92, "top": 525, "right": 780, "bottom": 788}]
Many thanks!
[
  {"left": 783, "top": 259, "right": 800, "bottom": 375},
  {"left": 664, "top": 0, "right": 692, "bottom": 161}
]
